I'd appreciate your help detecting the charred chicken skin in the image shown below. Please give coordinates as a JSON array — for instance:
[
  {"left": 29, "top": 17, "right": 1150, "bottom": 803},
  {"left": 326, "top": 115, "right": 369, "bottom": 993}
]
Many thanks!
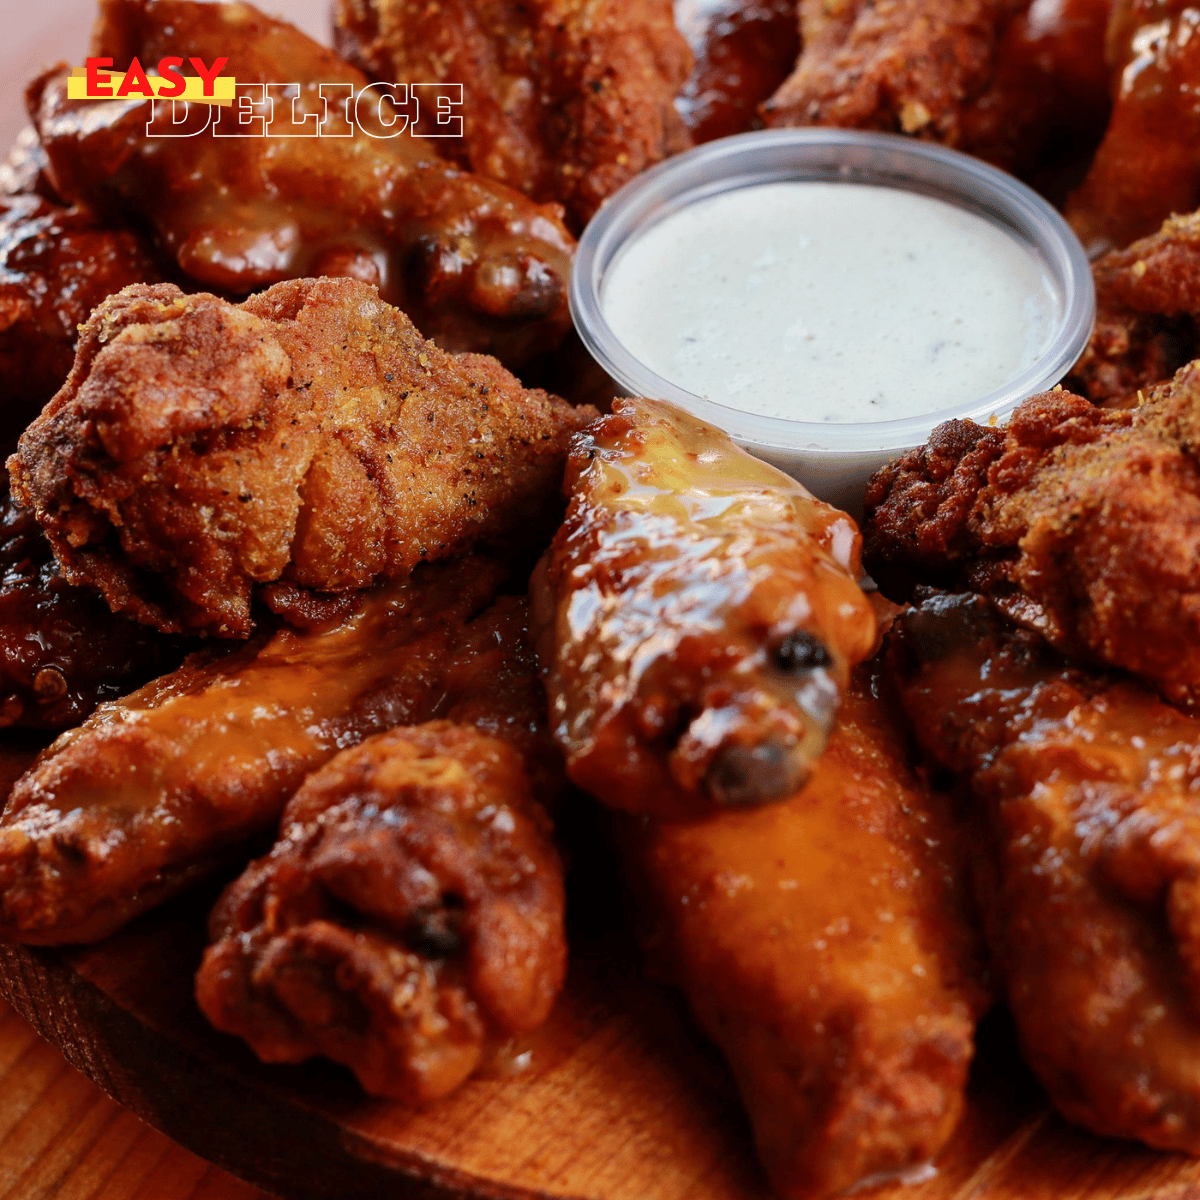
[
  {"left": 31, "top": 0, "right": 577, "bottom": 367},
  {"left": 863, "top": 378, "right": 1200, "bottom": 707},
  {"left": 889, "top": 592, "right": 1200, "bottom": 1153},
  {"left": 620, "top": 665, "right": 987, "bottom": 1198},
  {"left": 0, "top": 559, "right": 508, "bottom": 945},
  {"left": 333, "top": 0, "right": 692, "bottom": 232},
  {"left": 532, "top": 397, "right": 876, "bottom": 819},
  {"left": 198, "top": 598, "right": 566, "bottom": 1105},
  {"left": 10, "top": 279, "right": 595, "bottom": 638}
]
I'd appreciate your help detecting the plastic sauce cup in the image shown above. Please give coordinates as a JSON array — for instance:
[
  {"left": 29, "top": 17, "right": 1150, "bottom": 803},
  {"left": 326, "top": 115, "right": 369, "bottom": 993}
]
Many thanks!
[{"left": 569, "top": 128, "right": 1095, "bottom": 513}]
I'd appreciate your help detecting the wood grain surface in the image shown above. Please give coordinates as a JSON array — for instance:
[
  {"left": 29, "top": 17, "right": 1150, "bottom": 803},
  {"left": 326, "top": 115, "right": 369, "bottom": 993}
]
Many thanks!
[
  {"left": 0, "top": 996, "right": 268, "bottom": 1200},
  {"left": 5, "top": 877, "right": 1200, "bottom": 1200}
]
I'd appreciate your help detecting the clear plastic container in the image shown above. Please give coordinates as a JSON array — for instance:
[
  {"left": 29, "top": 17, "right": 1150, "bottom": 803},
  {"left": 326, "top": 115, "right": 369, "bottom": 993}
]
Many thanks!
[{"left": 570, "top": 128, "right": 1095, "bottom": 512}]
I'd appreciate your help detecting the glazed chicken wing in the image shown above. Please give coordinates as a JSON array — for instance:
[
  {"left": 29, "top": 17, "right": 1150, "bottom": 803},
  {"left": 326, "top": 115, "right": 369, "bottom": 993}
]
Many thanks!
[
  {"left": 198, "top": 598, "right": 567, "bottom": 1105},
  {"left": 1066, "top": 0, "right": 1200, "bottom": 257},
  {"left": 0, "top": 192, "right": 164, "bottom": 442},
  {"left": 863, "top": 377, "right": 1200, "bottom": 706},
  {"left": 532, "top": 397, "right": 877, "bottom": 819},
  {"left": 889, "top": 592, "right": 1200, "bottom": 1152},
  {"left": 10, "top": 279, "right": 595, "bottom": 638},
  {"left": 31, "top": 0, "right": 576, "bottom": 367},
  {"left": 620, "top": 665, "right": 987, "bottom": 1198},
  {"left": 675, "top": 0, "right": 801, "bottom": 143},
  {"left": 0, "top": 558, "right": 507, "bottom": 945},
  {"left": 334, "top": 0, "right": 692, "bottom": 231},
  {"left": 0, "top": 475, "right": 187, "bottom": 730}
]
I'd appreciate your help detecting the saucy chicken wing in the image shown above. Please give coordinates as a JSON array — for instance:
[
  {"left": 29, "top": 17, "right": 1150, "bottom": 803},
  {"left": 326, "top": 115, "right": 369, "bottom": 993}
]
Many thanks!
[
  {"left": 532, "top": 397, "right": 877, "bottom": 819},
  {"left": 675, "top": 0, "right": 801, "bottom": 143},
  {"left": 10, "top": 279, "right": 595, "bottom": 638},
  {"left": 863, "top": 378, "right": 1200, "bottom": 706},
  {"left": 0, "top": 558, "right": 507, "bottom": 945},
  {"left": 889, "top": 592, "right": 1200, "bottom": 1152},
  {"left": 198, "top": 598, "right": 566, "bottom": 1105},
  {"left": 1067, "top": 0, "right": 1200, "bottom": 257},
  {"left": 0, "top": 474, "right": 187, "bottom": 730},
  {"left": 620, "top": 665, "right": 987, "bottom": 1198},
  {"left": 334, "top": 0, "right": 692, "bottom": 231},
  {"left": 31, "top": 0, "right": 576, "bottom": 367},
  {"left": 0, "top": 192, "right": 164, "bottom": 441}
]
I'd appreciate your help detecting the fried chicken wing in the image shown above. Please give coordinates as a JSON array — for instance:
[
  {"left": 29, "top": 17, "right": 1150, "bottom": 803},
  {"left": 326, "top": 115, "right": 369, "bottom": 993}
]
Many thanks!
[
  {"left": 620, "top": 666, "right": 987, "bottom": 1198},
  {"left": 1066, "top": 0, "right": 1200, "bottom": 257},
  {"left": 532, "top": 397, "right": 877, "bottom": 819},
  {"left": 889, "top": 592, "right": 1200, "bottom": 1152},
  {"left": 0, "top": 192, "right": 165, "bottom": 443},
  {"left": 1070, "top": 210, "right": 1200, "bottom": 403},
  {"left": 863, "top": 376, "right": 1200, "bottom": 706},
  {"left": 10, "top": 279, "right": 596, "bottom": 638},
  {"left": 0, "top": 558, "right": 508, "bottom": 945},
  {"left": 31, "top": 0, "right": 576, "bottom": 367},
  {"left": 760, "top": 0, "right": 1026, "bottom": 143},
  {"left": 197, "top": 598, "right": 566, "bottom": 1105},
  {"left": 675, "top": 0, "right": 800, "bottom": 143},
  {"left": 0, "top": 476, "right": 187, "bottom": 730},
  {"left": 334, "top": 0, "right": 692, "bottom": 232}
]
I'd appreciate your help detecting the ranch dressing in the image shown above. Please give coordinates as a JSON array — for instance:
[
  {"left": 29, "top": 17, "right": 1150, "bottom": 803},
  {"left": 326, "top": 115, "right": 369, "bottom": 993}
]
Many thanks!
[{"left": 599, "top": 181, "right": 1058, "bottom": 424}]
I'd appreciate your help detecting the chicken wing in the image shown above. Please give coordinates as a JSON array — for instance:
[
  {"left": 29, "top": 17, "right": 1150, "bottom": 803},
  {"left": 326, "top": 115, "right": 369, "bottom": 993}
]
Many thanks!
[
  {"left": 31, "top": 0, "right": 576, "bottom": 368},
  {"left": 532, "top": 397, "right": 877, "bottom": 819},
  {"left": 675, "top": 0, "right": 800, "bottom": 144},
  {"left": 888, "top": 591, "right": 1200, "bottom": 1152},
  {"left": 333, "top": 0, "right": 692, "bottom": 232},
  {"left": 863, "top": 377, "right": 1200, "bottom": 706},
  {"left": 1069, "top": 209, "right": 1200, "bottom": 404},
  {"left": 0, "top": 192, "right": 164, "bottom": 442},
  {"left": 197, "top": 598, "right": 566, "bottom": 1105},
  {"left": 760, "top": 0, "right": 1026, "bottom": 143},
  {"left": 619, "top": 664, "right": 987, "bottom": 1198},
  {"left": 0, "top": 558, "right": 508, "bottom": 945},
  {"left": 0, "top": 474, "right": 187, "bottom": 730},
  {"left": 1066, "top": 0, "right": 1200, "bottom": 257},
  {"left": 10, "top": 279, "right": 596, "bottom": 638}
]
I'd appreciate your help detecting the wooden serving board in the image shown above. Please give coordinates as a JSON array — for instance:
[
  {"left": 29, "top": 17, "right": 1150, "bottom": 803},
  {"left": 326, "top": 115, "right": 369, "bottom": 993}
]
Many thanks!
[{"left": 3, "top": 881, "right": 1200, "bottom": 1200}]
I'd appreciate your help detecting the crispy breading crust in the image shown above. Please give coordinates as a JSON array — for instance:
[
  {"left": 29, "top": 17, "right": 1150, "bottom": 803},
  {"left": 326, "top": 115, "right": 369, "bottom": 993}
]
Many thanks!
[
  {"left": 9, "top": 278, "right": 596, "bottom": 637},
  {"left": 334, "top": 0, "right": 692, "bottom": 231},
  {"left": 864, "top": 380, "right": 1200, "bottom": 705}
]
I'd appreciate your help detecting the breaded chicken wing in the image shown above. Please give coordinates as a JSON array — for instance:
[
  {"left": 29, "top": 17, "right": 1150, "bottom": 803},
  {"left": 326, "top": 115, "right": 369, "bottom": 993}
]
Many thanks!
[
  {"left": 532, "top": 397, "right": 876, "bottom": 818},
  {"left": 1070, "top": 210, "right": 1200, "bottom": 404},
  {"left": 198, "top": 598, "right": 566, "bottom": 1105},
  {"left": 863, "top": 377, "right": 1200, "bottom": 706},
  {"left": 0, "top": 559, "right": 507, "bottom": 945},
  {"left": 620, "top": 665, "right": 987, "bottom": 1198},
  {"left": 0, "top": 475, "right": 187, "bottom": 729},
  {"left": 0, "top": 192, "right": 164, "bottom": 441},
  {"left": 31, "top": 0, "right": 576, "bottom": 367},
  {"left": 1067, "top": 0, "right": 1200, "bottom": 257},
  {"left": 760, "top": 0, "right": 1026, "bottom": 143},
  {"left": 334, "top": 0, "right": 692, "bottom": 231},
  {"left": 10, "top": 279, "right": 595, "bottom": 638},
  {"left": 889, "top": 592, "right": 1200, "bottom": 1152}
]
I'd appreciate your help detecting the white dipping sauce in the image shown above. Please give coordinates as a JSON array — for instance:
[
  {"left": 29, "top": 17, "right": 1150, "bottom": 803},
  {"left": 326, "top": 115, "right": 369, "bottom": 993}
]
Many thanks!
[{"left": 600, "top": 182, "right": 1059, "bottom": 424}]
